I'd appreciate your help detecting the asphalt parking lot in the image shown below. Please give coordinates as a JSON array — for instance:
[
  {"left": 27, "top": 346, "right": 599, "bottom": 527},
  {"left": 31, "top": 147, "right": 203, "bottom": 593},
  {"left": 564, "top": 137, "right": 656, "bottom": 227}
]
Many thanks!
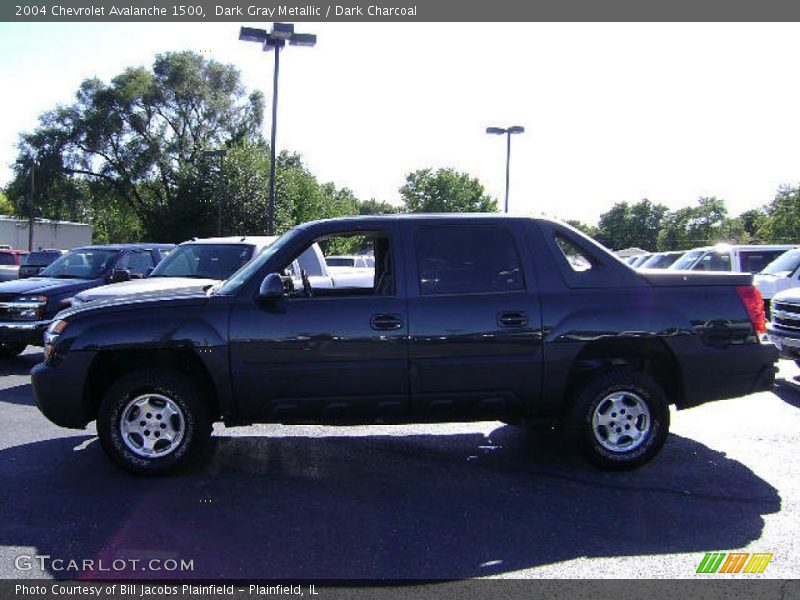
[{"left": 0, "top": 347, "right": 798, "bottom": 580}]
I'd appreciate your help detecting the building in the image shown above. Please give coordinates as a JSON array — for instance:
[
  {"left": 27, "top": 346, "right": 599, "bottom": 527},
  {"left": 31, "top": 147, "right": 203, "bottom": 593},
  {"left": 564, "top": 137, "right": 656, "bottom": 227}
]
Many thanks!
[{"left": 0, "top": 216, "right": 92, "bottom": 250}]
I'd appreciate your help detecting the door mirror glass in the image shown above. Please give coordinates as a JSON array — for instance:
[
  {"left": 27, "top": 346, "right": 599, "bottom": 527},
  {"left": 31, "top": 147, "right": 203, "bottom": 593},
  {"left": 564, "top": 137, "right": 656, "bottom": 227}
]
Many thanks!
[
  {"left": 257, "top": 273, "right": 285, "bottom": 301},
  {"left": 109, "top": 268, "right": 131, "bottom": 283}
]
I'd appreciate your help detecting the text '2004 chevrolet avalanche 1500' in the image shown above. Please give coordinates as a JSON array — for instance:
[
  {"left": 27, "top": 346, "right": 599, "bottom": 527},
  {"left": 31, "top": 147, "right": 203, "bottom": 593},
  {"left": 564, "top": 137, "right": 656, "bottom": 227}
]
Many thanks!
[{"left": 32, "top": 215, "right": 778, "bottom": 474}]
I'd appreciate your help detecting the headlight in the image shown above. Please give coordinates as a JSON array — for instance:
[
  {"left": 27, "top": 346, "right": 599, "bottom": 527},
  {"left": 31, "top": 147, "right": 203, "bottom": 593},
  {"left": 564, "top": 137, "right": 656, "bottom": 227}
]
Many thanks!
[{"left": 44, "top": 319, "right": 68, "bottom": 361}]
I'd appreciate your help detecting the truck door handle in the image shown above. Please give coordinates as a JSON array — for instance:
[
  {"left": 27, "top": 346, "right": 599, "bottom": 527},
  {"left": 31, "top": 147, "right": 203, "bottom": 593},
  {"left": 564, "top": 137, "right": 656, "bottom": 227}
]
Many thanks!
[
  {"left": 370, "top": 314, "right": 403, "bottom": 331},
  {"left": 497, "top": 311, "right": 528, "bottom": 328}
]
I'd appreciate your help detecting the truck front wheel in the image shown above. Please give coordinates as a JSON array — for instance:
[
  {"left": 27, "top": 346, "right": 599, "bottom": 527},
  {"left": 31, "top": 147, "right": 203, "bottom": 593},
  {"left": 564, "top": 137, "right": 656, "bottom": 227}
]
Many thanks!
[
  {"left": 566, "top": 369, "right": 670, "bottom": 470},
  {"left": 97, "top": 369, "right": 212, "bottom": 475}
]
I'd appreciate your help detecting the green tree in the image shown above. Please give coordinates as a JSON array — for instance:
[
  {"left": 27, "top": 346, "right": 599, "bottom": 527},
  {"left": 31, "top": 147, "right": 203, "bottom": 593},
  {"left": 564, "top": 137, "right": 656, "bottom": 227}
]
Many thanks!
[
  {"left": 756, "top": 186, "right": 800, "bottom": 244},
  {"left": 400, "top": 168, "right": 497, "bottom": 213},
  {"left": 8, "top": 51, "right": 263, "bottom": 241},
  {"left": 356, "top": 198, "right": 400, "bottom": 215},
  {"left": 656, "top": 196, "right": 729, "bottom": 251},
  {"left": 595, "top": 199, "right": 668, "bottom": 251},
  {"left": 0, "top": 191, "right": 14, "bottom": 216}
]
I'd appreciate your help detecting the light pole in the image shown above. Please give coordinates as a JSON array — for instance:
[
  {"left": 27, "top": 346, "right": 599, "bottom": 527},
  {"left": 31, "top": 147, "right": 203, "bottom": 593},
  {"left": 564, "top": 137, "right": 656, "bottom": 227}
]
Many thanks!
[
  {"left": 240, "top": 23, "right": 316, "bottom": 235},
  {"left": 203, "top": 149, "right": 227, "bottom": 235},
  {"left": 15, "top": 157, "right": 36, "bottom": 250},
  {"left": 486, "top": 125, "right": 525, "bottom": 213}
]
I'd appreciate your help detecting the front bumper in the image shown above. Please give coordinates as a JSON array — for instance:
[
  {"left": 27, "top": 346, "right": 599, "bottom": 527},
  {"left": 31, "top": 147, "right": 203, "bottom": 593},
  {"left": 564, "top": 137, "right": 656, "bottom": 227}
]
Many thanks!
[
  {"left": 31, "top": 352, "right": 95, "bottom": 429},
  {"left": 0, "top": 320, "right": 51, "bottom": 346},
  {"left": 766, "top": 323, "right": 800, "bottom": 360}
]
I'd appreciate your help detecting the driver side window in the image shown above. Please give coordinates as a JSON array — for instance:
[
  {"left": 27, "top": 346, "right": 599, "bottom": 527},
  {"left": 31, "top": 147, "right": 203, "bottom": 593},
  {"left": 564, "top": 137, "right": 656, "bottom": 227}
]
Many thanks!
[{"left": 280, "top": 232, "right": 394, "bottom": 298}]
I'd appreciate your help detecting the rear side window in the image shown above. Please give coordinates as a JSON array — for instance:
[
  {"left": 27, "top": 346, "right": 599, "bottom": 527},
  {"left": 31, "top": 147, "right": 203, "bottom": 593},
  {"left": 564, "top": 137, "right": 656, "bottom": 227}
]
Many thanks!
[
  {"left": 415, "top": 225, "right": 524, "bottom": 295},
  {"left": 693, "top": 251, "right": 731, "bottom": 271},
  {"left": 555, "top": 235, "right": 593, "bottom": 272},
  {"left": 740, "top": 250, "right": 785, "bottom": 274},
  {"left": 0, "top": 254, "right": 15, "bottom": 266}
]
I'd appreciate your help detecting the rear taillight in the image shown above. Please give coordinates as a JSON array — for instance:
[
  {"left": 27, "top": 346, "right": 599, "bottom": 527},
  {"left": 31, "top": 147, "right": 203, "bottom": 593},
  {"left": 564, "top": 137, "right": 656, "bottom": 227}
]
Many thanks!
[{"left": 736, "top": 285, "right": 766, "bottom": 336}]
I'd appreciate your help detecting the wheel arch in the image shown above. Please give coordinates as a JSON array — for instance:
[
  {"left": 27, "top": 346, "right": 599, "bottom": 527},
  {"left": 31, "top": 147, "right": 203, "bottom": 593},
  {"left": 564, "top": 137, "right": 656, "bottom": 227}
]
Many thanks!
[
  {"left": 563, "top": 336, "right": 684, "bottom": 413},
  {"left": 83, "top": 347, "right": 222, "bottom": 421}
]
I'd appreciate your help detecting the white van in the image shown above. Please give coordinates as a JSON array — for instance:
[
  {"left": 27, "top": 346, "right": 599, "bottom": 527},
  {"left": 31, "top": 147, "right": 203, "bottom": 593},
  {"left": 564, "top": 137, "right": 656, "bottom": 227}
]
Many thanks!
[{"left": 668, "top": 244, "right": 796, "bottom": 274}]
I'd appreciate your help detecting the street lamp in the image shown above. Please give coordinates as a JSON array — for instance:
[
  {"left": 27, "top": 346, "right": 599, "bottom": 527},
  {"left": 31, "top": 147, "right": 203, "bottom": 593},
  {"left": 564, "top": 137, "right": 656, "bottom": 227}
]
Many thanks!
[
  {"left": 240, "top": 23, "right": 317, "bottom": 235},
  {"left": 203, "top": 149, "right": 227, "bottom": 235},
  {"left": 15, "top": 157, "right": 36, "bottom": 251},
  {"left": 486, "top": 125, "right": 525, "bottom": 213}
]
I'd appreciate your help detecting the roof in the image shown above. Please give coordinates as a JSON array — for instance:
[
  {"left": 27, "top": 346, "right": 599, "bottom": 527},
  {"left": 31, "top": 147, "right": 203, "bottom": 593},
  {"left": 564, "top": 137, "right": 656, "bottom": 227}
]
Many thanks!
[
  {"left": 182, "top": 236, "right": 277, "bottom": 247},
  {"left": 73, "top": 243, "right": 176, "bottom": 251}
]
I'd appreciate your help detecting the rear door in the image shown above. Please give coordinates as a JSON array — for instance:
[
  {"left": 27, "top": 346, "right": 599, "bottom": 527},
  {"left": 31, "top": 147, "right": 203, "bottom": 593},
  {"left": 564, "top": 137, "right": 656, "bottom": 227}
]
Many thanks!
[{"left": 405, "top": 220, "right": 543, "bottom": 420}]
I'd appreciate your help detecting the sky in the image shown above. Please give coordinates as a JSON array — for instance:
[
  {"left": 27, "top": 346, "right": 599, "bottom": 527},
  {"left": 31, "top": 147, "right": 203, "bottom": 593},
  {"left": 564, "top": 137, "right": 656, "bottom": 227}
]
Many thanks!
[{"left": 1, "top": 22, "right": 800, "bottom": 224}]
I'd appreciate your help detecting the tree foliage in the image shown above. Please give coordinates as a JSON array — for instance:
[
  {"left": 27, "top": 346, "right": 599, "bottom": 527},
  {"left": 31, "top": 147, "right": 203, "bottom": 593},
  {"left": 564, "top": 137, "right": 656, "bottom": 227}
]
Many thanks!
[{"left": 400, "top": 168, "right": 497, "bottom": 213}]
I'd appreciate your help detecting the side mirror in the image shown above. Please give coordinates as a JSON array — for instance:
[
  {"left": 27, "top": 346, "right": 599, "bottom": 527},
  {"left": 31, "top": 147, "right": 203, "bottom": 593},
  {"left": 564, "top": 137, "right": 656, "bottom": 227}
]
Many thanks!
[
  {"left": 109, "top": 268, "right": 131, "bottom": 283},
  {"left": 257, "top": 273, "right": 285, "bottom": 301}
]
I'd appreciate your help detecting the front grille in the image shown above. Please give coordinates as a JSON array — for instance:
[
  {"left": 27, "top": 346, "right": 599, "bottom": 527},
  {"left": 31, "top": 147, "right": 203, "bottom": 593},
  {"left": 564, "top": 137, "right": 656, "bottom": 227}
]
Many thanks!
[{"left": 772, "top": 301, "right": 800, "bottom": 331}]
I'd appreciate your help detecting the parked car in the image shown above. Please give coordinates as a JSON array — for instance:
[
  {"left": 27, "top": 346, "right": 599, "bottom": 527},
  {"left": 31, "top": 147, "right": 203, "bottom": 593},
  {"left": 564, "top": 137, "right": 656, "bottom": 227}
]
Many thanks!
[
  {"left": 753, "top": 248, "right": 800, "bottom": 319},
  {"left": 31, "top": 215, "right": 778, "bottom": 475},
  {"left": 766, "top": 286, "right": 800, "bottom": 365},
  {"left": 669, "top": 244, "right": 796, "bottom": 274},
  {"left": 71, "top": 237, "right": 276, "bottom": 308},
  {"left": 627, "top": 254, "right": 652, "bottom": 268},
  {"left": 0, "top": 243, "right": 174, "bottom": 358},
  {"left": 638, "top": 251, "right": 683, "bottom": 270},
  {"left": 0, "top": 249, "right": 29, "bottom": 282},
  {"left": 325, "top": 255, "right": 375, "bottom": 269},
  {"left": 18, "top": 249, "right": 65, "bottom": 279}
]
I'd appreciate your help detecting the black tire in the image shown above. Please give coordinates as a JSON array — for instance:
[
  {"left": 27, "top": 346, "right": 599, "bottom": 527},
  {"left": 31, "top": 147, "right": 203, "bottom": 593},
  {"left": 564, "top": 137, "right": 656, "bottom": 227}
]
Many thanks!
[
  {"left": 566, "top": 369, "right": 670, "bottom": 470},
  {"left": 0, "top": 342, "right": 26, "bottom": 359},
  {"left": 97, "top": 369, "right": 212, "bottom": 475}
]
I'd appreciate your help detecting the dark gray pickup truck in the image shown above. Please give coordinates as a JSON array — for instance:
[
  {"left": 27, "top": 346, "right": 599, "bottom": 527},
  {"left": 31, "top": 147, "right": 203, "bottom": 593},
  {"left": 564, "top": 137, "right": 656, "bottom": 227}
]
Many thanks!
[{"left": 31, "top": 215, "right": 778, "bottom": 474}]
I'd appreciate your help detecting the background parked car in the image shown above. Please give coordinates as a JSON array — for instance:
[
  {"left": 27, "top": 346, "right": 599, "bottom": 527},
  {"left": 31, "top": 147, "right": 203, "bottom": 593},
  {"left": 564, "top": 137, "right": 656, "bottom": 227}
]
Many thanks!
[
  {"left": 627, "top": 254, "right": 652, "bottom": 268},
  {"left": 638, "top": 251, "right": 684, "bottom": 270},
  {"left": 71, "top": 237, "right": 274, "bottom": 308},
  {"left": 0, "top": 249, "right": 29, "bottom": 282},
  {"left": 754, "top": 248, "right": 800, "bottom": 318},
  {"left": 0, "top": 243, "right": 174, "bottom": 358},
  {"left": 669, "top": 244, "right": 796, "bottom": 273},
  {"left": 18, "top": 249, "right": 66, "bottom": 279}
]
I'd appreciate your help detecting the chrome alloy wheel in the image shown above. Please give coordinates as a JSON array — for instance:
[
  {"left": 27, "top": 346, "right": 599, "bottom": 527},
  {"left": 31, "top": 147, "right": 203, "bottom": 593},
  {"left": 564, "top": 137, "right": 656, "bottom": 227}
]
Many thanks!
[
  {"left": 119, "top": 393, "right": 186, "bottom": 458},
  {"left": 591, "top": 391, "right": 651, "bottom": 452}
]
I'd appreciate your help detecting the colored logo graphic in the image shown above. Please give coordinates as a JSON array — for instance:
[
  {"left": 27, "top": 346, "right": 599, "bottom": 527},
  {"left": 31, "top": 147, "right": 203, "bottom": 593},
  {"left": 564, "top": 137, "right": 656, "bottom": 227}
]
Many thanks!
[{"left": 696, "top": 552, "right": 773, "bottom": 574}]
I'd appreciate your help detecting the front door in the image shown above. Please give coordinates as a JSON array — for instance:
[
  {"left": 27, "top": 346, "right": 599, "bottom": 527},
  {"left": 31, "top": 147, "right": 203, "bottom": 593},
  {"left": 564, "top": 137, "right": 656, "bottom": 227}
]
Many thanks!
[{"left": 229, "top": 226, "right": 408, "bottom": 423}]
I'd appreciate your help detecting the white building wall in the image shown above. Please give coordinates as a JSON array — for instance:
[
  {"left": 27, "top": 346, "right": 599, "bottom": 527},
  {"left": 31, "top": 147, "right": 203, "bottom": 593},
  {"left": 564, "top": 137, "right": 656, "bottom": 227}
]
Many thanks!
[{"left": 0, "top": 217, "right": 93, "bottom": 250}]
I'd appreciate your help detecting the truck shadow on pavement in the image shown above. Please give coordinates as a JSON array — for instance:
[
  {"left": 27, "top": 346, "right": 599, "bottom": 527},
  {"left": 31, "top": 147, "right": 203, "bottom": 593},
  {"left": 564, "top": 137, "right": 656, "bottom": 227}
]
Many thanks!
[
  {"left": 0, "top": 426, "right": 780, "bottom": 580},
  {"left": 0, "top": 351, "right": 42, "bottom": 377},
  {"left": 773, "top": 378, "right": 800, "bottom": 409}
]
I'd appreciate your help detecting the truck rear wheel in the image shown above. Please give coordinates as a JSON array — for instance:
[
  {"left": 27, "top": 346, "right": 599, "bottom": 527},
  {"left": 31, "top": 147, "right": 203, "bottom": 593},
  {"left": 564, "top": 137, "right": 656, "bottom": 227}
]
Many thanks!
[
  {"left": 566, "top": 369, "right": 669, "bottom": 470},
  {"left": 0, "top": 342, "right": 26, "bottom": 359},
  {"left": 97, "top": 369, "right": 212, "bottom": 475}
]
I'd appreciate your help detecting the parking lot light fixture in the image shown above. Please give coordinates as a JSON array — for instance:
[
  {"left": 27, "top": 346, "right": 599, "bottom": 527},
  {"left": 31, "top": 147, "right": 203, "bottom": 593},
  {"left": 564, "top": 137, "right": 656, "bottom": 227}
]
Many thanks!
[
  {"left": 203, "top": 149, "right": 227, "bottom": 236},
  {"left": 239, "top": 23, "right": 317, "bottom": 236},
  {"left": 486, "top": 125, "right": 525, "bottom": 213}
]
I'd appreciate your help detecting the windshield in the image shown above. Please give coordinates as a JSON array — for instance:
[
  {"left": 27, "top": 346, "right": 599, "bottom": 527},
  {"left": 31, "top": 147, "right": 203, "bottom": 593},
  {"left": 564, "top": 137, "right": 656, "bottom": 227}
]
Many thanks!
[
  {"left": 39, "top": 248, "right": 118, "bottom": 279},
  {"left": 670, "top": 250, "right": 704, "bottom": 270},
  {"left": 217, "top": 230, "right": 297, "bottom": 295},
  {"left": 24, "top": 251, "right": 60, "bottom": 266},
  {"left": 151, "top": 243, "right": 255, "bottom": 280},
  {"left": 641, "top": 253, "right": 680, "bottom": 269},
  {"left": 761, "top": 249, "right": 800, "bottom": 276}
]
